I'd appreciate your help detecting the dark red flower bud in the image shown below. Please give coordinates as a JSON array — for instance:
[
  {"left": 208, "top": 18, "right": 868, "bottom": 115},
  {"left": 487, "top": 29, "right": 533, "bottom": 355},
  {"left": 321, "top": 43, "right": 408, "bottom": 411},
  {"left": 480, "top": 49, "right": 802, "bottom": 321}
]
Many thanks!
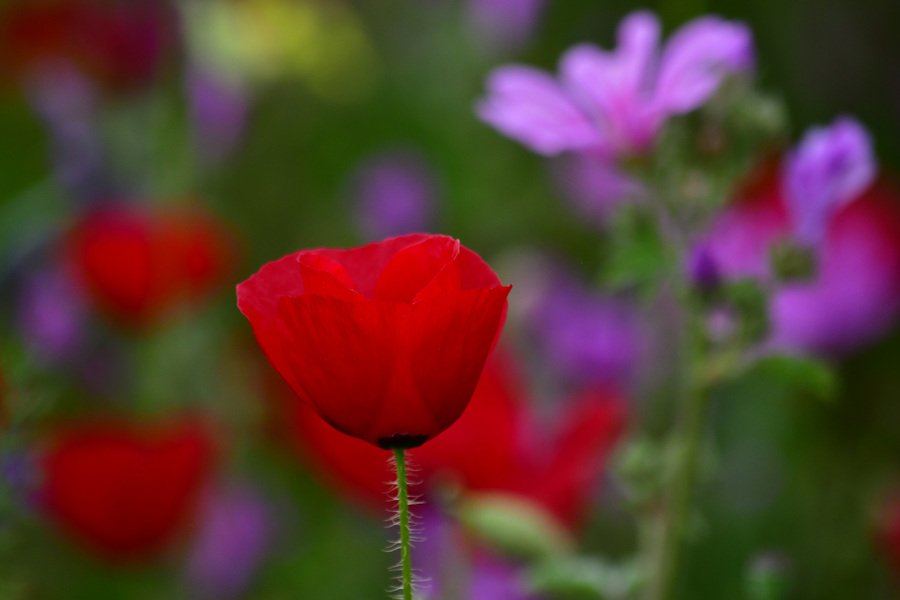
[
  {"left": 238, "top": 234, "right": 511, "bottom": 449},
  {"left": 66, "top": 205, "right": 237, "bottom": 329},
  {"left": 39, "top": 417, "right": 217, "bottom": 563}
]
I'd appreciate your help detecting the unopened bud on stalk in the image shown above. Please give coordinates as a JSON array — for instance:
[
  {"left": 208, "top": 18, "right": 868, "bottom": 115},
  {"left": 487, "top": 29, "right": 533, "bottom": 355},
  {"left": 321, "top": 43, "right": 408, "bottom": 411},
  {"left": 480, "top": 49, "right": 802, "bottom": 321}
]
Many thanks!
[
  {"left": 770, "top": 239, "right": 817, "bottom": 283},
  {"left": 745, "top": 552, "right": 791, "bottom": 600},
  {"left": 455, "top": 492, "right": 573, "bottom": 560}
]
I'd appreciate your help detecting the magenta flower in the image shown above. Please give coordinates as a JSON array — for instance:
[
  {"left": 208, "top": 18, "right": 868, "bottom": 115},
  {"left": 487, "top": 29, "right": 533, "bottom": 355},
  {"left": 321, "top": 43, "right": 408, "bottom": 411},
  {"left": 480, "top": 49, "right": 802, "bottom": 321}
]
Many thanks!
[
  {"left": 703, "top": 165, "right": 900, "bottom": 355},
  {"left": 477, "top": 10, "right": 753, "bottom": 157},
  {"left": 783, "top": 116, "right": 876, "bottom": 246}
]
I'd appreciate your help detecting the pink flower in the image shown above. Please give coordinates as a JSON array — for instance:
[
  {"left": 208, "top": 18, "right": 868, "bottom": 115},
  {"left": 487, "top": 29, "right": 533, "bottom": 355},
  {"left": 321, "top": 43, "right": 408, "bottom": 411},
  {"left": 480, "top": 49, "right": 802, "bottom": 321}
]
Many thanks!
[
  {"left": 477, "top": 10, "right": 753, "bottom": 157},
  {"left": 783, "top": 116, "right": 876, "bottom": 246},
  {"left": 704, "top": 163, "right": 900, "bottom": 355}
]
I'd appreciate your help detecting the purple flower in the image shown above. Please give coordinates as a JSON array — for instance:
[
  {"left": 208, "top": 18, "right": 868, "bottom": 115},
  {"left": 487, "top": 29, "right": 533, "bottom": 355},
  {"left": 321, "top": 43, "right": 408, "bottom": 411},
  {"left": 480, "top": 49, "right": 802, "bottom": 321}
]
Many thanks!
[
  {"left": 24, "top": 64, "right": 110, "bottom": 203},
  {"left": 1, "top": 450, "right": 40, "bottom": 510},
  {"left": 470, "top": 561, "right": 535, "bottom": 600},
  {"left": 417, "top": 508, "right": 538, "bottom": 600},
  {"left": 783, "top": 116, "right": 876, "bottom": 246},
  {"left": 703, "top": 164, "right": 900, "bottom": 355},
  {"left": 516, "top": 259, "right": 643, "bottom": 388},
  {"left": 186, "top": 483, "right": 273, "bottom": 600},
  {"left": 551, "top": 153, "right": 645, "bottom": 225},
  {"left": 477, "top": 10, "right": 753, "bottom": 157},
  {"left": 17, "top": 268, "right": 85, "bottom": 363},
  {"left": 349, "top": 149, "right": 439, "bottom": 240},
  {"left": 467, "top": 0, "right": 546, "bottom": 53},
  {"left": 188, "top": 67, "right": 249, "bottom": 165},
  {"left": 537, "top": 288, "right": 643, "bottom": 387},
  {"left": 687, "top": 242, "right": 721, "bottom": 291}
]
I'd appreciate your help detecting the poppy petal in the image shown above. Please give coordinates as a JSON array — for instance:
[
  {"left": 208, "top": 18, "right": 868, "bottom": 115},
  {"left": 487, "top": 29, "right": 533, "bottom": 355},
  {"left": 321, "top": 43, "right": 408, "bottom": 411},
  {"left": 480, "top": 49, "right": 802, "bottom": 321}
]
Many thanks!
[
  {"left": 297, "top": 253, "right": 359, "bottom": 291},
  {"left": 236, "top": 252, "right": 306, "bottom": 391},
  {"left": 297, "top": 261, "right": 364, "bottom": 302},
  {"left": 315, "top": 234, "right": 432, "bottom": 299},
  {"left": 374, "top": 236, "right": 460, "bottom": 302},
  {"left": 455, "top": 246, "right": 505, "bottom": 290},
  {"left": 276, "top": 295, "right": 401, "bottom": 442},
  {"left": 398, "top": 286, "right": 512, "bottom": 436}
]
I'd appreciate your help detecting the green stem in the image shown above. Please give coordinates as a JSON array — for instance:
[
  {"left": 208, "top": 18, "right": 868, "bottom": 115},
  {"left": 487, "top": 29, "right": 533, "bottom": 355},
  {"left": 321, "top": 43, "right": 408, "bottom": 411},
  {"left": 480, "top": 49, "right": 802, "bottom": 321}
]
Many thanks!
[
  {"left": 644, "top": 257, "right": 710, "bottom": 600},
  {"left": 645, "top": 378, "right": 709, "bottom": 600},
  {"left": 394, "top": 449, "right": 413, "bottom": 600}
]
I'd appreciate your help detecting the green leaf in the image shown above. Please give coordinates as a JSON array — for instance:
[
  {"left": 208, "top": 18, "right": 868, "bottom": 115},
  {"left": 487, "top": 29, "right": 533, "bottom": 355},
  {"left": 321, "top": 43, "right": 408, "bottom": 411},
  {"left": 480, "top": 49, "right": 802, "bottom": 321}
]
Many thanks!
[
  {"left": 601, "top": 208, "right": 670, "bottom": 299},
  {"left": 751, "top": 354, "right": 839, "bottom": 402},
  {"left": 721, "top": 279, "right": 770, "bottom": 345},
  {"left": 455, "top": 492, "right": 573, "bottom": 560},
  {"left": 527, "top": 557, "right": 643, "bottom": 599}
]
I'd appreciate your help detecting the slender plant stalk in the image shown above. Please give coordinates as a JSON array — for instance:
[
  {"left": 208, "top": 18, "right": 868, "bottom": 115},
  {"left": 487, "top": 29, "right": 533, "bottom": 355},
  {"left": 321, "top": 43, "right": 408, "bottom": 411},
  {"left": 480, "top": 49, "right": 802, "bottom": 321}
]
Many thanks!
[
  {"left": 643, "top": 200, "right": 712, "bottom": 600},
  {"left": 394, "top": 449, "right": 413, "bottom": 600},
  {"left": 645, "top": 377, "right": 709, "bottom": 600}
]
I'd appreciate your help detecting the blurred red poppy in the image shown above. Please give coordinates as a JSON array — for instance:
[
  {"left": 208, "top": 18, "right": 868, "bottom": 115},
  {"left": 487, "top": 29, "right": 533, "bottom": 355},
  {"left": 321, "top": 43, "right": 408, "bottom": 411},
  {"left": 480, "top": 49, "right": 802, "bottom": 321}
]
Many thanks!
[
  {"left": 238, "top": 234, "right": 511, "bottom": 449},
  {"left": 272, "top": 349, "right": 627, "bottom": 529},
  {"left": 66, "top": 205, "right": 238, "bottom": 329},
  {"left": 39, "top": 417, "right": 217, "bottom": 563},
  {"left": 0, "top": 0, "right": 176, "bottom": 93}
]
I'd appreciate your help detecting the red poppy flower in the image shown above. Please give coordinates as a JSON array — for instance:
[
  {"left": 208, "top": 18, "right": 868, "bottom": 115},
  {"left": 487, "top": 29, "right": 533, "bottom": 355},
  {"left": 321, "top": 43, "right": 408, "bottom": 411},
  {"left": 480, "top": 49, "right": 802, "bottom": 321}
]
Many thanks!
[
  {"left": 0, "top": 0, "right": 176, "bottom": 93},
  {"left": 39, "top": 417, "right": 216, "bottom": 563},
  {"left": 238, "top": 234, "right": 511, "bottom": 449},
  {"left": 273, "top": 349, "right": 627, "bottom": 528},
  {"left": 66, "top": 205, "right": 237, "bottom": 329}
]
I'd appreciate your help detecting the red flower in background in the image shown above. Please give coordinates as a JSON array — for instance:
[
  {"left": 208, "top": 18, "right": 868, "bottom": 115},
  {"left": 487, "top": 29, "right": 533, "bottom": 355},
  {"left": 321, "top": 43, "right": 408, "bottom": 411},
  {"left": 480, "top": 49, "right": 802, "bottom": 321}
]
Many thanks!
[
  {"left": 880, "top": 507, "right": 900, "bottom": 574},
  {"left": 39, "top": 417, "right": 217, "bottom": 563},
  {"left": 0, "top": 0, "right": 177, "bottom": 93},
  {"left": 238, "top": 234, "right": 511, "bottom": 449},
  {"left": 67, "top": 205, "right": 238, "bottom": 329},
  {"left": 272, "top": 350, "right": 627, "bottom": 529}
]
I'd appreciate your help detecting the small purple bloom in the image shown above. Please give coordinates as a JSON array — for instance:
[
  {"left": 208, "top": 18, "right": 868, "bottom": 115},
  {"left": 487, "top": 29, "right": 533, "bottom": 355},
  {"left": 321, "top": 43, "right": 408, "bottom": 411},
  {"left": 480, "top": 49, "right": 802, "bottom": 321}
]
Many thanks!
[
  {"left": 1, "top": 450, "right": 40, "bottom": 510},
  {"left": 687, "top": 242, "right": 721, "bottom": 291},
  {"left": 350, "top": 149, "right": 439, "bottom": 240},
  {"left": 552, "top": 152, "right": 645, "bottom": 225},
  {"left": 188, "top": 67, "right": 249, "bottom": 165},
  {"left": 24, "top": 64, "right": 110, "bottom": 203},
  {"left": 470, "top": 560, "right": 535, "bottom": 600},
  {"left": 467, "top": 0, "right": 546, "bottom": 53},
  {"left": 477, "top": 10, "right": 753, "bottom": 157},
  {"left": 783, "top": 116, "right": 876, "bottom": 246},
  {"left": 417, "top": 508, "right": 538, "bottom": 600},
  {"left": 186, "top": 483, "right": 273, "bottom": 600},
  {"left": 520, "top": 262, "right": 644, "bottom": 388},
  {"left": 17, "top": 268, "right": 85, "bottom": 363}
]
